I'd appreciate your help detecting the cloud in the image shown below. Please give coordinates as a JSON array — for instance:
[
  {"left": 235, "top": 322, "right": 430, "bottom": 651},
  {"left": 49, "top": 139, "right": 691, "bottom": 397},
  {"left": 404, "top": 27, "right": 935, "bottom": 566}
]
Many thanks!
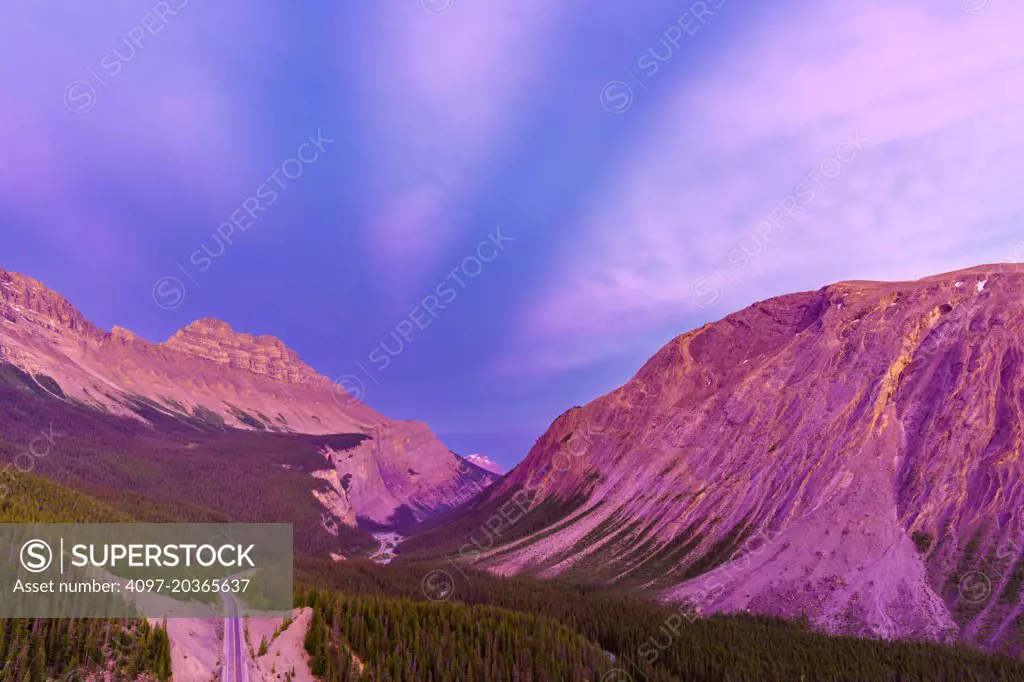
[
  {"left": 503, "top": 0, "right": 1024, "bottom": 374},
  {"left": 353, "top": 2, "right": 565, "bottom": 290},
  {"left": 0, "top": 1, "right": 273, "bottom": 268}
]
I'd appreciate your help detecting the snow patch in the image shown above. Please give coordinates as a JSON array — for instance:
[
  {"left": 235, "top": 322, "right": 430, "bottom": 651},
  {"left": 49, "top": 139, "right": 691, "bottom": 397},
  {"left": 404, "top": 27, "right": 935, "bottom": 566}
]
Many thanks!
[
  {"left": 976, "top": 279, "right": 988, "bottom": 293},
  {"left": 465, "top": 454, "right": 504, "bottom": 474}
]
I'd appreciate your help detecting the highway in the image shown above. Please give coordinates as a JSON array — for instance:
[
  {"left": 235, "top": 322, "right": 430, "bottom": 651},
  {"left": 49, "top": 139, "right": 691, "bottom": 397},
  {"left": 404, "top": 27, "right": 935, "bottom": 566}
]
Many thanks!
[
  {"left": 222, "top": 593, "right": 248, "bottom": 682},
  {"left": 370, "top": 532, "right": 402, "bottom": 564}
]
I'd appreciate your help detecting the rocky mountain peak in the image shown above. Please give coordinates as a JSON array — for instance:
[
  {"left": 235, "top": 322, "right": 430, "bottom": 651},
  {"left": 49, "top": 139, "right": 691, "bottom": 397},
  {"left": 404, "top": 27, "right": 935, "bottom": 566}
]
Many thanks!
[
  {"left": 0, "top": 268, "right": 102, "bottom": 337},
  {"left": 0, "top": 264, "right": 384, "bottom": 433},
  {"left": 107, "top": 325, "right": 142, "bottom": 343},
  {"left": 178, "top": 317, "right": 235, "bottom": 336},
  {"left": 465, "top": 454, "right": 504, "bottom": 475},
  {"left": 163, "top": 317, "right": 325, "bottom": 386}
]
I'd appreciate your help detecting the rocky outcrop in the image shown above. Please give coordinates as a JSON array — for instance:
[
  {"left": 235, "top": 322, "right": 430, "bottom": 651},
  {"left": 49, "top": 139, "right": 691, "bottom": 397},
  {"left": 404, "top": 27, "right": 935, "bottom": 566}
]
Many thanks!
[
  {"left": 310, "top": 469, "right": 358, "bottom": 530},
  {"left": 326, "top": 422, "right": 498, "bottom": 527},
  {"left": 164, "top": 318, "right": 327, "bottom": 386},
  {"left": 1, "top": 270, "right": 102, "bottom": 338},
  {"left": 469, "top": 264, "right": 1024, "bottom": 655}
]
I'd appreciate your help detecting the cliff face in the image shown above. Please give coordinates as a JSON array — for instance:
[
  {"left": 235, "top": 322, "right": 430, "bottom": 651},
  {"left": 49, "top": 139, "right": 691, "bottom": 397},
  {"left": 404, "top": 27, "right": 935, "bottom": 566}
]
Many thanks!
[
  {"left": 471, "top": 264, "right": 1024, "bottom": 654},
  {"left": 323, "top": 422, "right": 496, "bottom": 527},
  {"left": 0, "top": 267, "right": 496, "bottom": 527},
  {"left": 164, "top": 318, "right": 328, "bottom": 386},
  {"left": 0, "top": 270, "right": 102, "bottom": 338}
]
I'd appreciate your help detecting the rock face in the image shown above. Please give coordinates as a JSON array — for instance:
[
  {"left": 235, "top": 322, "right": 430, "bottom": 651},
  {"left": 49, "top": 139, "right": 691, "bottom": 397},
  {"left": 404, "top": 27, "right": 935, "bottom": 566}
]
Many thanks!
[
  {"left": 0, "top": 267, "right": 495, "bottom": 526},
  {"left": 323, "top": 423, "right": 496, "bottom": 527},
  {"left": 0, "top": 270, "right": 101, "bottom": 337},
  {"left": 470, "top": 264, "right": 1024, "bottom": 655},
  {"left": 164, "top": 318, "right": 327, "bottom": 386}
]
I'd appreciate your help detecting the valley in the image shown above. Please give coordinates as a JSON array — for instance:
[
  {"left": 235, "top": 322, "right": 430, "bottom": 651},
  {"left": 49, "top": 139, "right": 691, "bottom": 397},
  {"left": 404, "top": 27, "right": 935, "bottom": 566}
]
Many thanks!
[
  {"left": 7, "top": 0, "right": 1024, "bottom": 677},
  {"left": 3, "top": 264, "right": 1024, "bottom": 680}
]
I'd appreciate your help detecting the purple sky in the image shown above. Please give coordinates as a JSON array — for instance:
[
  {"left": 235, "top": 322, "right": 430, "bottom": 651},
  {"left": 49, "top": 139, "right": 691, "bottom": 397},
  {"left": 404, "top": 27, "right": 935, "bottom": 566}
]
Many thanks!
[{"left": 2, "top": 1, "right": 1023, "bottom": 468}]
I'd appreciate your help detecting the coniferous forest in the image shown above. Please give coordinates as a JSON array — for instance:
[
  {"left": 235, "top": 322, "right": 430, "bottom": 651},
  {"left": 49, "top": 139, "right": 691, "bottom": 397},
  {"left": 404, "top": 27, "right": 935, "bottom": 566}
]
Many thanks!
[
  {"left": 0, "top": 617, "right": 171, "bottom": 682},
  {"left": 0, "top": 469, "right": 171, "bottom": 680},
  {"left": 6, "top": 459, "right": 1024, "bottom": 681},
  {"left": 292, "top": 558, "right": 1024, "bottom": 682}
]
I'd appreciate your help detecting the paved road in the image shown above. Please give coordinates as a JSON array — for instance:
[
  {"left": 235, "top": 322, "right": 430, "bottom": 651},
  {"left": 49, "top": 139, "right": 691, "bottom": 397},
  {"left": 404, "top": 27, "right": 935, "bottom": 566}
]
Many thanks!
[
  {"left": 222, "top": 593, "right": 248, "bottom": 682},
  {"left": 369, "top": 535, "right": 388, "bottom": 560},
  {"left": 370, "top": 532, "right": 402, "bottom": 564}
]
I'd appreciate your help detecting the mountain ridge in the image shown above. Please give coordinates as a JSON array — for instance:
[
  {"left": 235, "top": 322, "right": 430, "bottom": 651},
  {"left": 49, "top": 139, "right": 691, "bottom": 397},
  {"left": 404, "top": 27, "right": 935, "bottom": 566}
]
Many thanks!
[
  {"left": 0, "top": 266, "right": 497, "bottom": 528},
  {"left": 434, "top": 263, "right": 1024, "bottom": 656},
  {"left": 2, "top": 268, "right": 330, "bottom": 388}
]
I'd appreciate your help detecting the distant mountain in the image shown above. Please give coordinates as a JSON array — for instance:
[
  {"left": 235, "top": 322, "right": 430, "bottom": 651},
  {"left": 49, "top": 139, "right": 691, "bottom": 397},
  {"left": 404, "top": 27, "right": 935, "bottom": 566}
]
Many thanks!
[
  {"left": 464, "top": 454, "right": 504, "bottom": 475},
  {"left": 0, "top": 268, "right": 496, "bottom": 528},
  {"left": 430, "top": 264, "right": 1024, "bottom": 657}
]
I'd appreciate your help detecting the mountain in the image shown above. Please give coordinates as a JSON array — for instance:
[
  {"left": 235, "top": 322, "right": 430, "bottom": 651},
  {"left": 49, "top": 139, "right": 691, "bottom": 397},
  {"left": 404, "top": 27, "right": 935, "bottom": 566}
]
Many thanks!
[
  {"left": 428, "top": 264, "right": 1024, "bottom": 656},
  {"left": 464, "top": 454, "right": 504, "bottom": 474},
  {"left": 321, "top": 423, "right": 498, "bottom": 527},
  {"left": 0, "top": 268, "right": 496, "bottom": 528},
  {"left": 0, "top": 269, "right": 381, "bottom": 433}
]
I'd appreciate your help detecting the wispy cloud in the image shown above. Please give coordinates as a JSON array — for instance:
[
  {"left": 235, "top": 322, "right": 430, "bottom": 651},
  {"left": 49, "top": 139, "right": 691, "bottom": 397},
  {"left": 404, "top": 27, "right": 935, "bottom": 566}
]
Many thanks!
[
  {"left": 352, "top": 2, "right": 565, "bottom": 291},
  {"left": 503, "top": 0, "right": 1024, "bottom": 374},
  {"left": 0, "top": 2, "right": 273, "bottom": 268}
]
